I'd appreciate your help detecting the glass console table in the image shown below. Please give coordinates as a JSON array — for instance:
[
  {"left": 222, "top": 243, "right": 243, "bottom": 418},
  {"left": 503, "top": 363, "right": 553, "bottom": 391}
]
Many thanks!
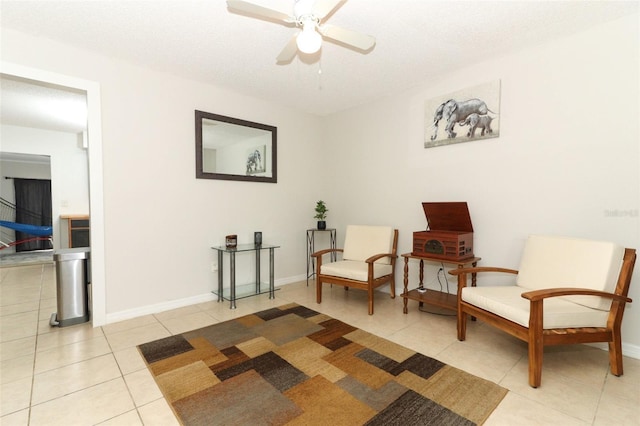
[{"left": 211, "top": 243, "right": 280, "bottom": 309}]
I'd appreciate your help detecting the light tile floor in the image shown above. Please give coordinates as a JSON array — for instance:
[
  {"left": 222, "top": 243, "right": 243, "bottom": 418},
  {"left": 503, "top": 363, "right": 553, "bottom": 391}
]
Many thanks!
[{"left": 1, "top": 263, "right": 639, "bottom": 425}]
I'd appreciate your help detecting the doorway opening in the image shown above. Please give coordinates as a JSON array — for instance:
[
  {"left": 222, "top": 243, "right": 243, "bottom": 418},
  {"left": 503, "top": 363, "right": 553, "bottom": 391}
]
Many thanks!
[{"left": 0, "top": 63, "right": 106, "bottom": 326}]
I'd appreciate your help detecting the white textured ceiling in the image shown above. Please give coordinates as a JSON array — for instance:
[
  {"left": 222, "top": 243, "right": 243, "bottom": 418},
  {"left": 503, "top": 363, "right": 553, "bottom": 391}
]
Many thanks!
[
  {"left": 1, "top": 76, "right": 88, "bottom": 133},
  {"left": 0, "top": 0, "right": 638, "bottom": 129}
]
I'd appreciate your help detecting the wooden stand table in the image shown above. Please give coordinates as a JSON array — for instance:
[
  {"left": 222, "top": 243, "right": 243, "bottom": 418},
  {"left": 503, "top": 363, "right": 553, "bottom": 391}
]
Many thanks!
[{"left": 401, "top": 253, "right": 480, "bottom": 314}]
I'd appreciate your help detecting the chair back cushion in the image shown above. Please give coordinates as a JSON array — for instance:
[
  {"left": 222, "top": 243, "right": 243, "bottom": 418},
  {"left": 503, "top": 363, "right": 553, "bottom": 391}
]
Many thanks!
[
  {"left": 516, "top": 235, "right": 625, "bottom": 311},
  {"left": 343, "top": 225, "right": 394, "bottom": 265}
]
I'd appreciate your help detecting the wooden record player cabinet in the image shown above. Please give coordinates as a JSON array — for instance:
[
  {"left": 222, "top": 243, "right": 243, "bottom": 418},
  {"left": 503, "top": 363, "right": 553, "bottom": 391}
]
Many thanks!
[
  {"left": 412, "top": 202, "right": 474, "bottom": 261},
  {"left": 401, "top": 253, "right": 481, "bottom": 314}
]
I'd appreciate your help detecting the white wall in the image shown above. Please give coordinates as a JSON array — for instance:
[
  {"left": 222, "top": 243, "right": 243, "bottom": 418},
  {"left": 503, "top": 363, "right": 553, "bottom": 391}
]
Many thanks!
[
  {"left": 321, "top": 15, "right": 640, "bottom": 352},
  {"left": 1, "top": 28, "right": 325, "bottom": 317},
  {"left": 1, "top": 125, "right": 89, "bottom": 249}
]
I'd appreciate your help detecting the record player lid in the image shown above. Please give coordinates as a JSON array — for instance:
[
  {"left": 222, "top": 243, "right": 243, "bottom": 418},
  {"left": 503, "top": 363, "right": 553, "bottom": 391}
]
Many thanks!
[{"left": 422, "top": 202, "right": 473, "bottom": 232}]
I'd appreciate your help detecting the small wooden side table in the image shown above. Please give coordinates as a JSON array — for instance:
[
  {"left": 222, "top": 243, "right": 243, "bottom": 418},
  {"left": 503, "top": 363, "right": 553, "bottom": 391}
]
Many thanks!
[{"left": 401, "top": 253, "right": 480, "bottom": 314}]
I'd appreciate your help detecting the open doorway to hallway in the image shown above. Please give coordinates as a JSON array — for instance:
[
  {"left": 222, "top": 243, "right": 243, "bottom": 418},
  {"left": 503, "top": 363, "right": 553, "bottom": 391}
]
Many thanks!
[
  {"left": 0, "top": 64, "right": 106, "bottom": 326},
  {"left": 1, "top": 75, "right": 89, "bottom": 266}
]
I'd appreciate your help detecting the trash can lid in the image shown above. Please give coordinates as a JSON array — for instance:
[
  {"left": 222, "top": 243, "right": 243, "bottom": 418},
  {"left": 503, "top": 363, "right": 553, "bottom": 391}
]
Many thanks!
[{"left": 54, "top": 247, "right": 90, "bottom": 261}]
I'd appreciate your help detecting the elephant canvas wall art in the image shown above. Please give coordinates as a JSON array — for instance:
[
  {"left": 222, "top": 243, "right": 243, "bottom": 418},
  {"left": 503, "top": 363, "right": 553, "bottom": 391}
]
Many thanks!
[{"left": 424, "top": 80, "right": 501, "bottom": 148}]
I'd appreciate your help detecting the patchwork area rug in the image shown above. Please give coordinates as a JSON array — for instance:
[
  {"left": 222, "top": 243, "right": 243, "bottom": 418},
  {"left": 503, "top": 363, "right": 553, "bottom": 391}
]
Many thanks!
[{"left": 138, "top": 303, "right": 507, "bottom": 425}]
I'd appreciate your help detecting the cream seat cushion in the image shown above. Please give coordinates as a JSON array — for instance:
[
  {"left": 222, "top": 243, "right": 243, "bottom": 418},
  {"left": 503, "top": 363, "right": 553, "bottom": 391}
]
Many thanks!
[
  {"left": 321, "top": 260, "right": 393, "bottom": 281},
  {"left": 461, "top": 235, "right": 624, "bottom": 329},
  {"left": 461, "top": 285, "right": 609, "bottom": 328}
]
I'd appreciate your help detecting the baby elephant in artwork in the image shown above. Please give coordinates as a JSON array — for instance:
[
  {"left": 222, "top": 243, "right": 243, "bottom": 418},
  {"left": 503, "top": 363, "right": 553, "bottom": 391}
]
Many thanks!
[{"left": 462, "top": 113, "right": 493, "bottom": 137}]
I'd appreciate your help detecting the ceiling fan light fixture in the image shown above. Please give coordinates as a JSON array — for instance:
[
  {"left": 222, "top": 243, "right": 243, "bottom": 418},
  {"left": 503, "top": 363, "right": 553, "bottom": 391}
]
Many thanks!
[
  {"left": 296, "top": 20, "right": 322, "bottom": 54},
  {"left": 227, "top": 0, "right": 375, "bottom": 62}
]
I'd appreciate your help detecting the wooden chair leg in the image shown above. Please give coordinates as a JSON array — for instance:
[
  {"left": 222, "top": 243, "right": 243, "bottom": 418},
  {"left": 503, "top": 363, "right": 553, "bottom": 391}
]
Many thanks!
[
  {"left": 389, "top": 276, "right": 396, "bottom": 299},
  {"left": 609, "top": 330, "right": 624, "bottom": 376},
  {"left": 528, "top": 338, "right": 543, "bottom": 388},
  {"left": 457, "top": 307, "right": 467, "bottom": 341},
  {"left": 316, "top": 278, "right": 322, "bottom": 304},
  {"left": 315, "top": 256, "right": 323, "bottom": 304},
  {"left": 368, "top": 286, "right": 374, "bottom": 315},
  {"left": 528, "top": 302, "right": 544, "bottom": 388}
]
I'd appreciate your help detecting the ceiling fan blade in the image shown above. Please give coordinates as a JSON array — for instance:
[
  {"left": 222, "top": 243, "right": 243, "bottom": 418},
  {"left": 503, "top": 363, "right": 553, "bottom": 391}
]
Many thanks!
[
  {"left": 226, "top": 0, "right": 294, "bottom": 24},
  {"left": 276, "top": 35, "right": 298, "bottom": 63},
  {"left": 313, "top": 0, "right": 344, "bottom": 20},
  {"left": 320, "top": 24, "right": 376, "bottom": 51}
]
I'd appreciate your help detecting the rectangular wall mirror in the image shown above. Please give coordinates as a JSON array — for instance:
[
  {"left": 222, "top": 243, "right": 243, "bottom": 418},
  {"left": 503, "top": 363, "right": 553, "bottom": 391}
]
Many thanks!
[{"left": 195, "top": 110, "right": 277, "bottom": 183}]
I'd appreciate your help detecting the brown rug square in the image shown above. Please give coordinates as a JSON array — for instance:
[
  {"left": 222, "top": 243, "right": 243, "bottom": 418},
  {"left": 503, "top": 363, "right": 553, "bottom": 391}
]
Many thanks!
[{"left": 138, "top": 303, "right": 507, "bottom": 425}]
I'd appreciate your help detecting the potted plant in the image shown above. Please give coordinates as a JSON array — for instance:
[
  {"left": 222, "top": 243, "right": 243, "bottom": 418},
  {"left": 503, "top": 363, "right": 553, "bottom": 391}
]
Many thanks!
[{"left": 314, "top": 200, "right": 328, "bottom": 230}]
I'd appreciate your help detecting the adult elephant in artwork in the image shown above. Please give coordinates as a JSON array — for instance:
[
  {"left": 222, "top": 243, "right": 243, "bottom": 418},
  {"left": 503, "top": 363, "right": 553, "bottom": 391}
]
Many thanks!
[{"left": 430, "top": 98, "right": 493, "bottom": 140}]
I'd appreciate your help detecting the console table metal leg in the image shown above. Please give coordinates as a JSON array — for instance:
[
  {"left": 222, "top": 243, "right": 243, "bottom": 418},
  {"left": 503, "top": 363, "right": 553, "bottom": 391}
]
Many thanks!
[
  {"left": 306, "top": 231, "right": 314, "bottom": 285},
  {"left": 229, "top": 251, "right": 236, "bottom": 309},
  {"left": 256, "top": 249, "right": 261, "bottom": 294},
  {"left": 269, "top": 248, "right": 275, "bottom": 299},
  {"left": 330, "top": 229, "right": 337, "bottom": 262},
  {"left": 217, "top": 250, "right": 223, "bottom": 303}
]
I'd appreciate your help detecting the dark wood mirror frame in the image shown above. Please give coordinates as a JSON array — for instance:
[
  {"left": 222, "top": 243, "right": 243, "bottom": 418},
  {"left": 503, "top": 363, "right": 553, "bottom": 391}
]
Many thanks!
[{"left": 195, "top": 110, "right": 277, "bottom": 183}]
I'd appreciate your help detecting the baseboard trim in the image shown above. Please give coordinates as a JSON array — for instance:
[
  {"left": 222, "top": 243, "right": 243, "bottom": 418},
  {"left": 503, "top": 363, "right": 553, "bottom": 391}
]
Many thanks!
[
  {"left": 622, "top": 342, "right": 640, "bottom": 359},
  {"left": 105, "top": 292, "right": 217, "bottom": 325},
  {"left": 277, "top": 274, "right": 307, "bottom": 286},
  {"left": 588, "top": 341, "right": 640, "bottom": 360},
  {"left": 104, "top": 275, "right": 308, "bottom": 325}
]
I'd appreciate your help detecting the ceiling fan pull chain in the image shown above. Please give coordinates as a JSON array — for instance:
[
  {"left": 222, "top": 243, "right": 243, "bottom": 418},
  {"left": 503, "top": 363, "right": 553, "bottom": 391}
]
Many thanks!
[{"left": 317, "top": 59, "right": 323, "bottom": 90}]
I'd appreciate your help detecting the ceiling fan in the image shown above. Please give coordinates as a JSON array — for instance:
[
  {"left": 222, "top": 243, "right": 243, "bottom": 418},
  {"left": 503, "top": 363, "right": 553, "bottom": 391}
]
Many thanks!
[{"left": 226, "top": 0, "right": 376, "bottom": 63}]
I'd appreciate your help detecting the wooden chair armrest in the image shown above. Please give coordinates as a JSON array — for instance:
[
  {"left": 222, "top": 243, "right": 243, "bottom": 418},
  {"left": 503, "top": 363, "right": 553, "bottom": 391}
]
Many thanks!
[
  {"left": 449, "top": 267, "right": 519, "bottom": 276},
  {"left": 522, "top": 288, "right": 632, "bottom": 303},
  {"left": 311, "top": 248, "right": 343, "bottom": 258},
  {"left": 451, "top": 267, "right": 518, "bottom": 291},
  {"left": 365, "top": 253, "right": 397, "bottom": 264}
]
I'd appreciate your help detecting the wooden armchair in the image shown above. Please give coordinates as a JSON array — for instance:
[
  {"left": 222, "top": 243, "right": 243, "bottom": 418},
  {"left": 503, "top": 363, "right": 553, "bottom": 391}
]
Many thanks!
[
  {"left": 312, "top": 225, "right": 398, "bottom": 315},
  {"left": 450, "top": 235, "right": 636, "bottom": 388}
]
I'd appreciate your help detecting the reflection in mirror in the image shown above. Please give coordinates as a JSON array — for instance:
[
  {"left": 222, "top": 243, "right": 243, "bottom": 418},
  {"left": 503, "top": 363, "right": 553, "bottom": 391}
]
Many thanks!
[{"left": 195, "top": 111, "right": 277, "bottom": 183}]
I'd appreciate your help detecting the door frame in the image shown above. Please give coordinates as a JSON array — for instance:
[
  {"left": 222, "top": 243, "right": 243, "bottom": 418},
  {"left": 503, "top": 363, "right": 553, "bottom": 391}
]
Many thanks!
[{"left": 1, "top": 61, "right": 107, "bottom": 326}]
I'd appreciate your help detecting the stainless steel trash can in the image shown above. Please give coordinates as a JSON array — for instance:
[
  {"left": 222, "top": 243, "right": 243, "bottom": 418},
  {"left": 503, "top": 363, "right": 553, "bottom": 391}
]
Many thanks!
[{"left": 50, "top": 247, "right": 90, "bottom": 327}]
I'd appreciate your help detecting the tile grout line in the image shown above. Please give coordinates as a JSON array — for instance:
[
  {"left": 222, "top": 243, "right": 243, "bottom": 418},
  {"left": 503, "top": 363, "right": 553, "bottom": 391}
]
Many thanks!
[{"left": 26, "top": 263, "right": 47, "bottom": 424}]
